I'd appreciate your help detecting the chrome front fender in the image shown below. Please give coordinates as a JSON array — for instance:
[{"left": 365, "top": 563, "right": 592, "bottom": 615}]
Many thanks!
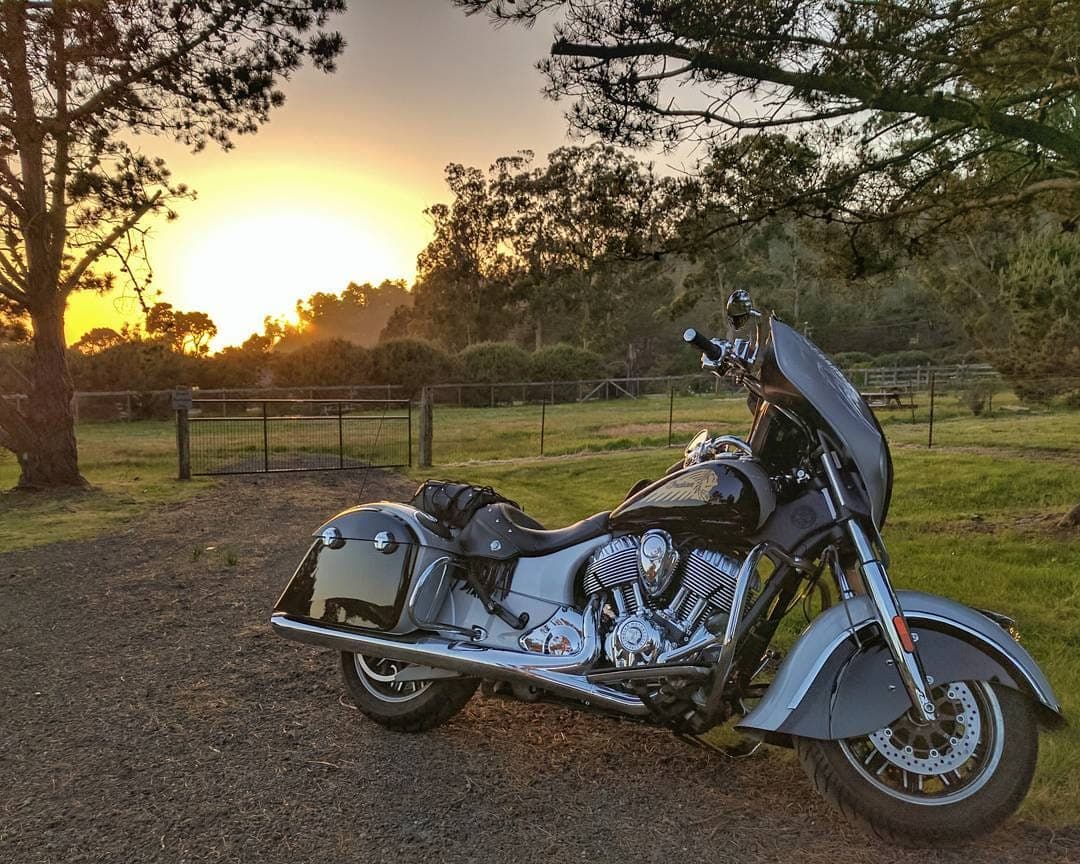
[{"left": 736, "top": 590, "right": 1063, "bottom": 743}]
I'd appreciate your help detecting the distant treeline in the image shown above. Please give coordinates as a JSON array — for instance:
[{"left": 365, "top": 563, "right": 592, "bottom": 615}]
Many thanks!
[
  {"left": 5, "top": 143, "right": 1075, "bottom": 406},
  {"left": 0, "top": 336, "right": 613, "bottom": 398}
]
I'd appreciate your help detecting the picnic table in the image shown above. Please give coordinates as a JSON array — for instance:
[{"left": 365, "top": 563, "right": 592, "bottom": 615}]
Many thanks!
[{"left": 861, "top": 388, "right": 918, "bottom": 421}]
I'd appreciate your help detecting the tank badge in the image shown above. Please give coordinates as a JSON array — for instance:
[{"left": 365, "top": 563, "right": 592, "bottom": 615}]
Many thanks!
[
  {"left": 638, "top": 529, "right": 679, "bottom": 597},
  {"left": 638, "top": 469, "right": 716, "bottom": 505},
  {"left": 373, "top": 531, "right": 397, "bottom": 554}
]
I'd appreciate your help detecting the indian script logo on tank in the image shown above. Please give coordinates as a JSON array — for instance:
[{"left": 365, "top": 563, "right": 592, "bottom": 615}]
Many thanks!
[{"left": 639, "top": 469, "right": 717, "bottom": 505}]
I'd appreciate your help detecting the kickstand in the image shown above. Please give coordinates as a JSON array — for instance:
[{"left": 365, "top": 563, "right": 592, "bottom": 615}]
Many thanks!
[{"left": 674, "top": 730, "right": 764, "bottom": 759}]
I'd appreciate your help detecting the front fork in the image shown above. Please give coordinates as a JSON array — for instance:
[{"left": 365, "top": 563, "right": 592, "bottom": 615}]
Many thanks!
[{"left": 820, "top": 450, "right": 937, "bottom": 724}]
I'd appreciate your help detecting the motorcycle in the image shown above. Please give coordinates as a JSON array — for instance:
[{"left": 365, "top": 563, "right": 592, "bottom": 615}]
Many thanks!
[{"left": 270, "top": 290, "right": 1062, "bottom": 846}]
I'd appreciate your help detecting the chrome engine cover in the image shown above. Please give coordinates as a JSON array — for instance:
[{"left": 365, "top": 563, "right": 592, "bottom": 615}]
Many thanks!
[
  {"left": 519, "top": 607, "right": 587, "bottom": 656},
  {"left": 638, "top": 529, "right": 679, "bottom": 597},
  {"left": 605, "top": 614, "right": 665, "bottom": 666},
  {"left": 584, "top": 535, "right": 744, "bottom": 668}
]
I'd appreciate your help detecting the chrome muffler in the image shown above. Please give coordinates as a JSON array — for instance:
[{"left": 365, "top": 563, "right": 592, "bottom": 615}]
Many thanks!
[{"left": 269, "top": 607, "right": 649, "bottom": 716}]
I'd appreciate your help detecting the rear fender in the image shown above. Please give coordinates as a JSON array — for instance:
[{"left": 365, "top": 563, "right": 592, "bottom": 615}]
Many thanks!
[{"left": 736, "top": 590, "right": 1063, "bottom": 743}]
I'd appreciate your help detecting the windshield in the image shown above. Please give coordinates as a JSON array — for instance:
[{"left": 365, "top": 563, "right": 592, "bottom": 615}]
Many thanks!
[{"left": 758, "top": 318, "right": 892, "bottom": 525}]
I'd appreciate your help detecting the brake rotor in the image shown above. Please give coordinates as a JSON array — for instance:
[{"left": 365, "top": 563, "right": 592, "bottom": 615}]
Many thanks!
[{"left": 867, "top": 681, "right": 982, "bottom": 775}]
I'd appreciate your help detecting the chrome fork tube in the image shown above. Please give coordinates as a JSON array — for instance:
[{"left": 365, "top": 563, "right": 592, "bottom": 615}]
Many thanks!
[{"left": 819, "top": 450, "right": 936, "bottom": 723}]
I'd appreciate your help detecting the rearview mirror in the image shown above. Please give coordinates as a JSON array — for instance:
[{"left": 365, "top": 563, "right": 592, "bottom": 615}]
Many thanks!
[{"left": 725, "top": 289, "right": 756, "bottom": 329}]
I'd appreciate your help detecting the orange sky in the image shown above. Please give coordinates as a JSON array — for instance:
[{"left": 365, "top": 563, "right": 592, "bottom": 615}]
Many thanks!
[{"left": 67, "top": 1, "right": 575, "bottom": 349}]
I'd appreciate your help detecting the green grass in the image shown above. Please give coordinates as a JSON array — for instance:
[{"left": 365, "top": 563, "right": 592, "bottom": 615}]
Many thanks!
[
  {"left": 0, "top": 421, "right": 213, "bottom": 550},
  {"left": 2, "top": 403, "right": 1079, "bottom": 824},
  {"left": 428, "top": 390, "right": 1080, "bottom": 464}
]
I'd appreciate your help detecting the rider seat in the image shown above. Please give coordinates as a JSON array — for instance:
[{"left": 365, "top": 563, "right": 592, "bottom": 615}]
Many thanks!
[{"left": 458, "top": 502, "right": 610, "bottom": 559}]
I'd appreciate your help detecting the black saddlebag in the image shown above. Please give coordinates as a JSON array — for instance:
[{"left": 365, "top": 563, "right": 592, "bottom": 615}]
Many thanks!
[{"left": 410, "top": 480, "right": 521, "bottom": 530}]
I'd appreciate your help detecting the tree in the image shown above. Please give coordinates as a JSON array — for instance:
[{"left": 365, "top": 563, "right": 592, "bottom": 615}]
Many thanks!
[
  {"left": 0, "top": 294, "right": 28, "bottom": 342},
  {"left": 456, "top": 0, "right": 1080, "bottom": 227},
  {"left": 936, "top": 226, "right": 1080, "bottom": 401},
  {"left": 285, "top": 279, "right": 412, "bottom": 348},
  {"left": 72, "top": 326, "right": 123, "bottom": 355},
  {"left": 409, "top": 160, "right": 526, "bottom": 349},
  {"left": 0, "top": 0, "right": 344, "bottom": 489}
]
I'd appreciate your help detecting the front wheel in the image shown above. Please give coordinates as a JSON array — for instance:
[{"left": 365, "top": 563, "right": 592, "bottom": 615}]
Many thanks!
[
  {"left": 795, "top": 682, "right": 1038, "bottom": 846},
  {"left": 339, "top": 652, "right": 478, "bottom": 733}
]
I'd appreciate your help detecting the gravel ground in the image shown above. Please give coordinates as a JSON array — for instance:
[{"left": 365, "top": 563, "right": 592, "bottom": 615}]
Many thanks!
[{"left": 1, "top": 472, "right": 1076, "bottom": 864}]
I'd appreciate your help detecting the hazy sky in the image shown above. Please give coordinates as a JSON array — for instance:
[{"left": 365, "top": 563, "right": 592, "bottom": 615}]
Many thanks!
[{"left": 68, "top": 1, "right": 580, "bottom": 348}]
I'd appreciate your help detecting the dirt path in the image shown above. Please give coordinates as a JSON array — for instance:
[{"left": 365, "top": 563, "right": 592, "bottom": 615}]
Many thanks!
[{"left": 1, "top": 473, "right": 1076, "bottom": 864}]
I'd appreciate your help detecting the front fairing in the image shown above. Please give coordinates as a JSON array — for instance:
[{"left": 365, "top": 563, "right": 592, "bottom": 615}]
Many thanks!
[{"left": 757, "top": 318, "right": 893, "bottom": 525}]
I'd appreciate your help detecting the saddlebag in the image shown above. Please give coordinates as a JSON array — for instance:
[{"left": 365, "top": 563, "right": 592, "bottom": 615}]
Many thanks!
[{"left": 410, "top": 480, "right": 521, "bottom": 530}]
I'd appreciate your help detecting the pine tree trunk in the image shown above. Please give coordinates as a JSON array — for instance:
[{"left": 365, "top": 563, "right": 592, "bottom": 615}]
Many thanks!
[{"left": 15, "top": 297, "right": 86, "bottom": 489}]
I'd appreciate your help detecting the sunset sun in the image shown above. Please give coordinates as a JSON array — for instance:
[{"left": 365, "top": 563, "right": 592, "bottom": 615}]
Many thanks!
[{"left": 177, "top": 206, "right": 403, "bottom": 345}]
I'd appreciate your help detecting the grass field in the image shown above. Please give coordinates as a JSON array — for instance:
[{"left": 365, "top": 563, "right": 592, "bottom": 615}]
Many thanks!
[
  {"left": 1, "top": 399, "right": 1078, "bottom": 824},
  {"left": 430, "top": 388, "right": 1077, "bottom": 463}
]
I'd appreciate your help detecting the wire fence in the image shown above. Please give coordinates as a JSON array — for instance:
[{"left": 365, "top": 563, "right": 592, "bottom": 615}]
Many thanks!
[
  {"left": 421, "top": 372, "right": 1080, "bottom": 466},
  {"left": 182, "top": 398, "right": 411, "bottom": 477}
]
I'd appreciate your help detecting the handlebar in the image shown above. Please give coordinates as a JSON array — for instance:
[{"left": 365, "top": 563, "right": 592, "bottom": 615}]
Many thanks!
[{"left": 682, "top": 327, "right": 726, "bottom": 363}]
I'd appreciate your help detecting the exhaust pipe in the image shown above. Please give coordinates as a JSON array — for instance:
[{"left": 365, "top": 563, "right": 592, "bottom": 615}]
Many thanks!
[{"left": 270, "top": 612, "right": 649, "bottom": 717}]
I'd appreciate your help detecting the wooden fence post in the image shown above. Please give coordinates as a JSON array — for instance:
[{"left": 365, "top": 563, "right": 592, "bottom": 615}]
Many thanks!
[
  {"left": 419, "top": 387, "right": 433, "bottom": 468},
  {"left": 173, "top": 387, "right": 192, "bottom": 479}
]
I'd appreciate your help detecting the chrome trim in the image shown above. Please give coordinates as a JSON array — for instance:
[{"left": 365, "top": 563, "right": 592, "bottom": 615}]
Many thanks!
[
  {"left": 406, "top": 556, "right": 477, "bottom": 641},
  {"left": 820, "top": 447, "right": 935, "bottom": 724},
  {"left": 848, "top": 519, "right": 936, "bottom": 723},
  {"left": 657, "top": 542, "right": 765, "bottom": 666},
  {"left": 712, "top": 542, "right": 766, "bottom": 685},
  {"left": 638, "top": 529, "right": 679, "bottom": 597},
  {"left": 271, "top": 602, "right": 649, "bottom": 716},
  {"left": 711, "top": 435, "right": 753, "bottom": 456}
]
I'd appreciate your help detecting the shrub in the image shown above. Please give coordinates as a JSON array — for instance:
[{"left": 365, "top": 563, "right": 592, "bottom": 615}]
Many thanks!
[
  {"left": 70, "top": 340, "right": 205, "bottom": 392},
  {"left": 530, "top": 343, "right": 604, "bottom": 382},
  {"left": 833, "top": 351, "right": 874, "bottom": 368},
  {"left": 458, "top": 342, "right": 532, "bottom": 383},
  {"left": 958, "top": 382, "right": 995, "bottom": 416},
  {"left": 367, "top": 339, "right": 459, "bottom": 393},
  {"left": 270, "top": 339, "right": 371, "bottom": 387},
  {"left": 869, "top": 350, "right": 934, "bottom": 368}
]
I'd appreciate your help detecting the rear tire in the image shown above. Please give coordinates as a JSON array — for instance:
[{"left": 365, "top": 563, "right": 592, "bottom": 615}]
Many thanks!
[
  {"left": 339, "top": 652, "right": 478, "bottom": 733},
  {"left": 794, "top": 683, "right": 1038, "bottom": 846}
]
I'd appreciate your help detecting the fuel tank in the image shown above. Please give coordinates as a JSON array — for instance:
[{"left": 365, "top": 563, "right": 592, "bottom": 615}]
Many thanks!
[
  {"left": 610, "top": 458, "right": 776, "bottom": 539},
  {"left": 273, "top": 503, "right": 455, "bottom": 635}
]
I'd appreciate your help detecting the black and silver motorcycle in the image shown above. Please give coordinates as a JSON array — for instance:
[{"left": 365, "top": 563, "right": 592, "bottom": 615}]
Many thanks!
[{"left": 271, "top": 290, "right": 1062, "bottom": 846}]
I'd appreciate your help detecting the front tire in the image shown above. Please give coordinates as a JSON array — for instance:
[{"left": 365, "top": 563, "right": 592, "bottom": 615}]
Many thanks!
[
  {"left": 339, "top": 652, "right": 478, "bottom": 733},
  {"left": 795, "top": 682, "right": 1038, "bottom": 846}
]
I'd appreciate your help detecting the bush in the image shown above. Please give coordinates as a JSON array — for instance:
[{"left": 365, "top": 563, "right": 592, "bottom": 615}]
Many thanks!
[
  {"left": 458, "top": 342, "right": 532, "bottom": 383},
  {"left": 270, "top": 339, "right": 371, "bottom": 387},
  {"left": 367, "top": 339, "right": 459, "bottom": 394},
  {"left": 530, "top": 343, "right": 604, "bottom": 382},
  {"left": 833, "top": 351, "right": 874, "bottom": 368},
  {"left": 70, "top": 340, "right": 205, "bottom": 392},
  {"left": 958, "top": 382, "right": 995, "bottom": 416},
  {"left": 869, "top": 350, "right": 934, "bottom": 368}
]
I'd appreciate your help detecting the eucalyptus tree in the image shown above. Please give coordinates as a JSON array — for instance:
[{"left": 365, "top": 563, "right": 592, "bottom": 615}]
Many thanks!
[{"left": 0, "top": 0, "right": 344, "bottom": 488}]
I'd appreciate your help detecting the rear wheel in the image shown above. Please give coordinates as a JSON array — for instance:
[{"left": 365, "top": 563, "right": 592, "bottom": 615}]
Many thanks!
[
  {"left": 795, "top": 682, "right": 1038, "bottom": 846},
  {"left": 339, "top": 652, "right": 478, "bottom": 732}
]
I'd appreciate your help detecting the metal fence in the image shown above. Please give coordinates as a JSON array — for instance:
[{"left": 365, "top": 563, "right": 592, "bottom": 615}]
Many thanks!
[
  {"left": 178, "top": 397, "right": 411, "bottom": 478},
  {"left": 419, "top": 371, "right": 1080, "bottom": 465},
  {"left": 2, "top": 364, "right": 1007, "bottom": 423}
]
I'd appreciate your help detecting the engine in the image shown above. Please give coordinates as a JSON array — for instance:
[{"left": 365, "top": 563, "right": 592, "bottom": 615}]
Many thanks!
[{"left": 583, "top": 530, "right": 745, "bottom": 668}]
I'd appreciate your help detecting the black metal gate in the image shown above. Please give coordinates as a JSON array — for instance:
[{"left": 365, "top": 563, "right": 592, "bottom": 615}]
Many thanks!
[{"left": 176, "top": 396, "right": 411, "bottom": 478}]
